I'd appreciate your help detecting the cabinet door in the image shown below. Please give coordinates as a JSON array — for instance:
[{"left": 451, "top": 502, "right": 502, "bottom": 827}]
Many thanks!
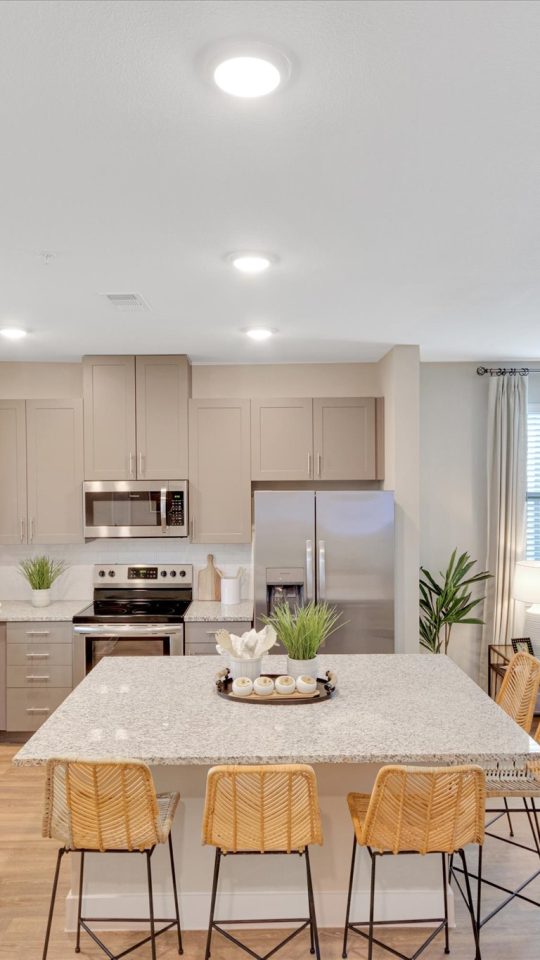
[
  {"left": 189, "top": 399, "right": 251, "bottom": 543},
  {"left": 0, "top": 400, "right": 27, "bottom": 544},
  {"left": 26, "top": 399, "right": 84, "bottom": 544},
  {"left": 135, "top": 356, "right": 189, "bottom": 479},
  {"left": 251, "top": 398, "right": 313, "bottom": 480},
  {"left": 83, "top": 355, "right": 136, "bottom": 479},
  {"left": 313, "top": 398, "right": 376, "bottom": 480}
]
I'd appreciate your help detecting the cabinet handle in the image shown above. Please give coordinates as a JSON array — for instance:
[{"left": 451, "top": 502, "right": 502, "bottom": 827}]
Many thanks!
[
  {"left": 26, "top": 707, "right": 50, "bottom": 715},
  {"left": 139, "top": 452, "right": 145, "bottom": 477},
  {"left": 307, "top": 452, "right": 312, "bottom": 476},
  {"left": 26, "top": 631, "right": 50, "bottom": 637},
  {"left": 205, "top": 630, "right": 219, "bottom": 636},
  {"left": 317, "top": 453, "right": 322, "bottom": 478},
  {"left": 190, "top": 518, "right": 195, "bottom": 540},
  {"left": 19, "top": 518, "right": 25, "bottom": 542},
  {"left": 29, "top": 517, "right": 35, "bottom": 542},
  {"left": 26, "top": 675, "right": 50, "bottom": 681},
  {"left": 129, "top": 452, "right": 135, "bottom": 478},
  {"left": 27, "top": 653, "right": 50, "bottom": 660}
]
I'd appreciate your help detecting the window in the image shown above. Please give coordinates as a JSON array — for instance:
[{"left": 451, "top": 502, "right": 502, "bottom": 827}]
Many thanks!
[{"left": 526, "top": 403, "right": 540, "bottom": 559}]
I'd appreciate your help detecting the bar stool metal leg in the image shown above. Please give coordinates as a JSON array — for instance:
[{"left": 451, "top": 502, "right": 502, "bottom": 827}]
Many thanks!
[
  {"left": 75, "top": 851, "right": 85, "bottom": 954},
  {"left": 503, "top": 798, "right": 515, "bottom": 837},
  {"left": 168, "top": 833, "right": 184, "bottom": 955},
  {"left": 342, "top": 834, "right": 357, "bottom": 959},
  {"left": 305, "top": 847, "right": 321, "bottom": 960},
  {"left": 459, "top": 849, "right": 482, "bottom": 960},
  {"left": 205, "top": 848, "right": 221, "bottom": 960},
  {"left": 367, "top": 850, "right": 377, "bottom": 960},
  {"left": 42, "top": 848, "right": 65, "bottom": 960},
  {"left": 441, "top": 853, "right": 450, "bottom": 955},
  {"left": 146, "top": 849, "right": 157, "bottom": 960}
]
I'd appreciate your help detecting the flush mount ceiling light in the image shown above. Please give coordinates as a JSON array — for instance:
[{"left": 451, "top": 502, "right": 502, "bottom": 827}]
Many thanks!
[
  {"left": 244, "top": 327, "right": 276, "bottom": 341},
  {"left": 227, "top": 252, "right": 277, "bottom": 274},
  {"left": 0, "top": 327, "right": 27, "bottom": 340},
  {"left": 207, "top": 42, "right": 291, "bottom": 98}
]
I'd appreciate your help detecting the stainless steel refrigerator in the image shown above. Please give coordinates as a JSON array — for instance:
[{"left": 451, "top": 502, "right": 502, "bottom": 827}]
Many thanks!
[{"left": 254, "top": 490, "right": 394, "bottom": 654}]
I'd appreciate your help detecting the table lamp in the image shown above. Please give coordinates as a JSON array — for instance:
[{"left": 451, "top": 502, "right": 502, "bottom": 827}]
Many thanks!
[{"left": 512, "top": 560, "right": 540, "bottom": 656}]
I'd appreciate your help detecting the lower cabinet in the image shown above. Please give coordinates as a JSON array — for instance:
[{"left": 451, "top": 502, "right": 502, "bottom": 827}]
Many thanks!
[
  {"left": 5, "top": 620, "right": 73, "bottom": 731},
  {"left": 185, "top": 621, "right": 252, "bottom": 655}
]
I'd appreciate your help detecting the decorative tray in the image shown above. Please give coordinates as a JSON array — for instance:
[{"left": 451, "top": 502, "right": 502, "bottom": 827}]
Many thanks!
[{"left": 215, "top": 669, "right": 337, "bottom": 705}]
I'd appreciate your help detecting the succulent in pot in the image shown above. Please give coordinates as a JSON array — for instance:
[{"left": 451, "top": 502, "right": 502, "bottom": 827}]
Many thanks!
[
  {"left": 262, "top": 601, "right": 343, "bottom": 679},
  {"left": 18, "top": 555, "right": 68, "bottom": 608}
]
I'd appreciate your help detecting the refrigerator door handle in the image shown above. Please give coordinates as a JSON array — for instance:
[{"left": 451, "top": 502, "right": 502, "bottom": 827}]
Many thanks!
[
  {"left": 306, "top": 539, "right": 314, "bottom": 602},
  {"left": 318, "top": 540, "right": 326, "bottom": 601}
]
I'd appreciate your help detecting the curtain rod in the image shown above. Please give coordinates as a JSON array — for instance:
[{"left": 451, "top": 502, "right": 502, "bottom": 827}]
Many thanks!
[{"left": 476, "top": 366, "right": 540, "bottom": 377}]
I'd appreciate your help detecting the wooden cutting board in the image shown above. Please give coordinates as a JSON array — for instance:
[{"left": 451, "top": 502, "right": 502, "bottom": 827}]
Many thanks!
[{"left": 198, "top": 554, "right": 222, "bottom": 601}]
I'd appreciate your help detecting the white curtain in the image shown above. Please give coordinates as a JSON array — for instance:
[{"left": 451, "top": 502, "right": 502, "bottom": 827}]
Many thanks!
[{"left": 480, "top": 375, "right": 528, "bottom": 688}]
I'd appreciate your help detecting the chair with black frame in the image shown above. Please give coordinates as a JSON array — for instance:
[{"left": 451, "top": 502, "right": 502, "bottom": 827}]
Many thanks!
[
  {"left": 451, "top": 651, "right": 540, "bottom": 945},
  {"left": 201, "top": 763, "right": 323, "bottom": 960},
  {"left": 41, "top": 758, "right": 183, "bottom": 960},
  {"left": 342, "top": 764, "right": 486, "bottom": 960}
]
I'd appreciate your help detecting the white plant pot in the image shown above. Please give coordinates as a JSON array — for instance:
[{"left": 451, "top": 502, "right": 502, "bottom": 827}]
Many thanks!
[
  {"left": 228, "top": 656, "right": 262, "bottom": 681},
  {"left": 31, "top": 589, "right": 51, "bottom": 608},
  {"left": 286, "top": 656, "right": 319, "bottom": 680}
]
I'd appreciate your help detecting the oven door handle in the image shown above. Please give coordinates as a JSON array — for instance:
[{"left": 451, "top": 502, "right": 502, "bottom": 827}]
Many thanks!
[{"left": 73, "top": 624, "right": 184, "bottom": 637}]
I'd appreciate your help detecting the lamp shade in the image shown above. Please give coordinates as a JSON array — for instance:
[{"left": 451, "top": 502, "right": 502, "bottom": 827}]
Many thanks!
[{"left": 513, "top": 560, "right": 540, "bottom": 602}]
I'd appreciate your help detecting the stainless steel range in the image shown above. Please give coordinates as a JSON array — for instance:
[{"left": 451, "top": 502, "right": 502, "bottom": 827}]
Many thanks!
[{"left": 72, "top": 563, "right": 192, "bottom": 684}]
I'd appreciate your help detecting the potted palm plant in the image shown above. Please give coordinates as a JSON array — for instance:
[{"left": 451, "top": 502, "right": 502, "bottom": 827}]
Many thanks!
[
  {"left": 18, "top": 555, "right": 68, "bottom": 608},
  {"left": 262, "top": 601, "right": 343, "bottom": 679},
  {"left": 419, "top": 549, "right": 491, "bottom": 654}
]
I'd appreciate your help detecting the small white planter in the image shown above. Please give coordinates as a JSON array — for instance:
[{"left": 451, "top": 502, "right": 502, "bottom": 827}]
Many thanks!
[
  {"left": 228, "top": 656, "right": 262, "bottom": 681},
  {"left": 31, "top": 589, "right": 51, "bottom": 608},
  {"left": 286, "top": 656, "right": 319, "bottom": 680}
]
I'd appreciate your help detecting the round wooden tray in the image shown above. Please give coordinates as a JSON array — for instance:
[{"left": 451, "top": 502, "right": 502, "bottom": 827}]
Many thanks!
[{"left": 215, "top": 670, "right": 337, "bottom": 705}]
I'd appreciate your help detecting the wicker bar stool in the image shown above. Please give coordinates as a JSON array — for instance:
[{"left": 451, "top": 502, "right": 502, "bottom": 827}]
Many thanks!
[
  {"left": 202, "top": 763, "right": 323, "bottom": 960},
  {"left": 41, "top": 758, "right": 183, "bottom": 960},
  {"left": 451, "top": 651, "right": 540, "bottom": 935},
  {"left": 342, "top": 764, "right": 485, "bottom": 960}
]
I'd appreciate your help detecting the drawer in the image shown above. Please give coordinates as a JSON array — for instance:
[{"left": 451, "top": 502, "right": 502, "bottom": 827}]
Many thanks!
[
  {"left": 6, "top": 687, "right": 71, "bottom": 732},
  {"left": 7, "top": 621, "right": 73, "bottom": 644},
  {"left": 184, "top": 620, "right": 252, "bottom": 654},
  {"left": 7, "top": 642, "right": 72, "bottom": 667},
  {"left": 7, "top": 664, "right": 73, "bottom": 688}
]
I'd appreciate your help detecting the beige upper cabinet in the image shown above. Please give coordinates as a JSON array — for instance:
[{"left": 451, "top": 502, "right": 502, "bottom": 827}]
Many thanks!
[
  {"left": 26, "top": 399, "right": 84, "bottom": 544},
  {"left": 135, "top": 356, "right": 189, "bottom": 479},
  {"left": 251, "top": 398, "right": 314, "bottom": 481},
  {"left": 189, "top": 399, "right": 251, "bottom": 543},
  {"left": 0, "top": 400, "right": 27, "bottom": 544},
  {"left": 83, "top": 356, "right": 136, "bottom": 480},
  {"left": 313, "top": 397, "right": 377, "bottom": 480}
]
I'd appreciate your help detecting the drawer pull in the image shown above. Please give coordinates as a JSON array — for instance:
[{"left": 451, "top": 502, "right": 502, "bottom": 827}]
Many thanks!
[
  {"left": 27, "top": 653, "right": 50, "bottom": 660},
  {"left": 26, "top": 675, "right": 50, "bottom": 681},
  {"left": 26, "top": 707, "right": 50, "bottom": 715},
  {"left": 205, "top": 630, "right": 219, "bottom": 636},
  {"left": 26, "top": 631, "right": 51, "bottom": 637}
]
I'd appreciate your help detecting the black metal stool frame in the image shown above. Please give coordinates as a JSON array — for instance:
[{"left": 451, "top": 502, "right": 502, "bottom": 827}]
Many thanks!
[
  {"left": 204, "top": 847, "right": 321, "bottom": 960},
  {"left": 42, "top": 834, "right": 183, "bottom": 960},
  {"left": 342, "top": 836, "right": 481, "bottom": 960}
]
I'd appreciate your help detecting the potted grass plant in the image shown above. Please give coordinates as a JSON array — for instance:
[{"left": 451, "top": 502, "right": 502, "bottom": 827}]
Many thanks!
[
  {"left": 18, "top": 555, "right": 68, "bottom": 608},
  {"left": 262, "top": 601, "right": 343, "bottom": 679}
]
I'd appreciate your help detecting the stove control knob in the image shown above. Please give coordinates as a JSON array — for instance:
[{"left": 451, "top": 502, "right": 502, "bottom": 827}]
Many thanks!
[
  {"left": 179, "top": 570, "right": 186, "bottom": 578},
  {"left": 108, "top": 570, "right": 116, "bottom": 578},
  {"left": 98, "top": 569, "right": 106, "bottom": 578},
  {"left": 160, "top": 570, "right": 167, "bottom": 578},
  {"left": 170, "top": 570, "right": 177, "bottom": 578}
]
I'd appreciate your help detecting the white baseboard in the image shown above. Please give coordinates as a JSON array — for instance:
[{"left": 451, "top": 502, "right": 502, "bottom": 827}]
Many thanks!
[{"left": 65, "top": 887, "right": 455, "bottom": 932}]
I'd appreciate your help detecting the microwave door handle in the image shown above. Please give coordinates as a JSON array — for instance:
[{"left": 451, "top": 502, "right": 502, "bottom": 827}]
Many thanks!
[
  {"left": 160, "top": 487, "right": 167, "bottom": 534},
  {"left": 306, "top": 539, "right": 314, "bottom": 602}
]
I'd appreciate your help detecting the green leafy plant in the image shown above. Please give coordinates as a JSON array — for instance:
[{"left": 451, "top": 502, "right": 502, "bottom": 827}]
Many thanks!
[
  {"left": 18, "top": 555, "right": 68, "bottom": 591},
  {"left": 262, "top": 601, "right": 343, "bottom": 660},
  {"left": 419, "top": 549, "right": 491, "bottom": 654}
]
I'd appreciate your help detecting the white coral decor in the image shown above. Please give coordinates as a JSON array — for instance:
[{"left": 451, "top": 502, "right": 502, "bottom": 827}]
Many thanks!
[{"left": 215, "top": 625, "right": 277, "bottom": 659}]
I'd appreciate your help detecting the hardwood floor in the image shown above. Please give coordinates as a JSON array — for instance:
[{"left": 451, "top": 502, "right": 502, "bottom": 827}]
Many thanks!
[{"left": 1, "top": 743, "right": 538, "bottom": 959}]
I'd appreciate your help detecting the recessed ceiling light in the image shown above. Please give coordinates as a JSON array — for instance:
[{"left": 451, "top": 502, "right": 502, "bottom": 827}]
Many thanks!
[
  {"left": 0, "top": 327, "right": 27, "bottom": 340},
  {"left": 245, "top": 327, "right": 276, "bottom": 341},
  {"left": 214, "top": 56, "right": 280, "bottom": 98},
  {"left": 231, "top": 253, "right": 273, "bottom": 274}
]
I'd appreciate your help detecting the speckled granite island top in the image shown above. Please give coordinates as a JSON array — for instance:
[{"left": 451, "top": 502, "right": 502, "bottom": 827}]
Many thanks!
[
  {"left": 184, "top": 600, "right": 253, "bottom": 621},
  {"left": 14, "top": 654, "right": 540, "bottom": 767},
  {"left": 0, "top": 599, "right": 90, "bottom": 621}
]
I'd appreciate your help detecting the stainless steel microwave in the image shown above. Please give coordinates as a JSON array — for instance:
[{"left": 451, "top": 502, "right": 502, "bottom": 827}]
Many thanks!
[{"left": 83, "top": 481, "right": 188, "bottom": 539}]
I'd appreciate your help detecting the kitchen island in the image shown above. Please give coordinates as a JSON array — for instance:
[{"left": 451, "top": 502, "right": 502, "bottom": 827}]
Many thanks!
[{"left": 14, "top": 654, "right": 540, "bottom": 930}]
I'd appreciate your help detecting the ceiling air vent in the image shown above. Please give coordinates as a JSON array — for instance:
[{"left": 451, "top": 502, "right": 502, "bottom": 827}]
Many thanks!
[{"left": 102, "top": 293, "right": 150, "bottom": 311}]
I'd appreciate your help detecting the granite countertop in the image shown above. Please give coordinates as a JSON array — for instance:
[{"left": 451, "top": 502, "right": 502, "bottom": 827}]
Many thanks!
[
  {"left": 0, "top": 600, "right": 90, "bottom": 622},
  {"left": 184, "top": 600, "right": 254, "bottom": 622},
  {"left": 14, "top": 654, "right": 540, "bottom": 767}
]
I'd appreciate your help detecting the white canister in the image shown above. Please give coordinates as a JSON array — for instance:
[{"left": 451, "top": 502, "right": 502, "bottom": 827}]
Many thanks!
[
  {"left": 221, "top": 577, "right": 241, "bottom": 605},
  {"left": 286, "top": 656, "right": 319, "bottom": 680},
  {"left": 228, "top": 656, "right": 262, "bottom": 681},
  {"left": 31, "top": 589, "right": 51, "bottom": 608}
]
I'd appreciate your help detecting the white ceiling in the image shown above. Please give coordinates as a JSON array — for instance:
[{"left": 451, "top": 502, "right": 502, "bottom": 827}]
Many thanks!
[{"left": 0, "top": 0, "right": 539, "bottom": 364}]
